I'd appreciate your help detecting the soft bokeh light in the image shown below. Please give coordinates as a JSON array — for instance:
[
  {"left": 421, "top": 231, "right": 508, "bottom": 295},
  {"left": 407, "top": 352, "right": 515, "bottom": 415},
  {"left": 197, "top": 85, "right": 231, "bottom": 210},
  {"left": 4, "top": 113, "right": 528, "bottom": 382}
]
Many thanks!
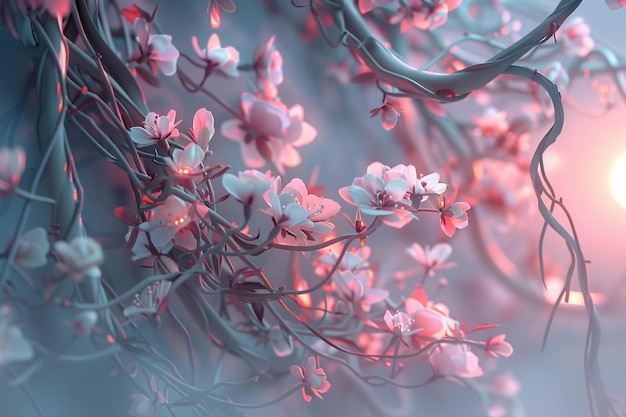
[{"left": 610, "top": 151, "right": 626, "bottom": 209}]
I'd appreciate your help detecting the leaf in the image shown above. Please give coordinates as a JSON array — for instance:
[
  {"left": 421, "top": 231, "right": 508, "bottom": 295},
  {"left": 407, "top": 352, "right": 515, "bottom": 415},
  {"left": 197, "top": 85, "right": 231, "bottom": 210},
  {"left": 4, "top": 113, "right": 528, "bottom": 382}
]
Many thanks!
[
  {"left": 216, "top": 0, "right": 236, "bottom": 13},
  {"left": 121, "top": 4, "right": 151, "bottom": 23},
  {"left": 114, "top": 207, "right": 138, "bottom": 225},
  {"left": 251, "top": 301, "right": 264, "bottom": 323},
  {"left": 469, "top": 323, "right": 501, "bottom": 334},
  {"left": 351, "top": 72, "right": 376, "bottom": 84}
]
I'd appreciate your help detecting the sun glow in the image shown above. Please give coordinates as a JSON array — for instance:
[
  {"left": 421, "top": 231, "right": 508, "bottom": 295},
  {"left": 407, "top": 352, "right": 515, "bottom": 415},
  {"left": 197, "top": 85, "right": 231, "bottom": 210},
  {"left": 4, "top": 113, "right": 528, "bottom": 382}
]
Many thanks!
[{"left": 610, "top": 151, "right": 626, "bottom": 209}]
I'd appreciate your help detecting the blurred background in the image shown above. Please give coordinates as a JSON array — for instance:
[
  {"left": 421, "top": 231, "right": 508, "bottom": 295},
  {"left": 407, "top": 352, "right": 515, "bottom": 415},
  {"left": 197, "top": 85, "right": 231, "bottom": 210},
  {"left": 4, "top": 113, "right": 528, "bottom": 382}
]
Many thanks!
[{"left": 1, "top": 0, "right": 626, "bottom": 416}]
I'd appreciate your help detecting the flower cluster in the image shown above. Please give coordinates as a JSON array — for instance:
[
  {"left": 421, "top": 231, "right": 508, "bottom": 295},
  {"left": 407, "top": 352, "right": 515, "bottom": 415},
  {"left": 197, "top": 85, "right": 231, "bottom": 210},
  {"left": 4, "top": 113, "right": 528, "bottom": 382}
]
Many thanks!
[
  {"left": 359, "top": 0, "right": 463, "bottom": 31},
  {"left": 339, "top": 162, "right": 449, "bottom": 229},
  {"left": 221, "top": 93, "right": 316, "bottom": 174}
]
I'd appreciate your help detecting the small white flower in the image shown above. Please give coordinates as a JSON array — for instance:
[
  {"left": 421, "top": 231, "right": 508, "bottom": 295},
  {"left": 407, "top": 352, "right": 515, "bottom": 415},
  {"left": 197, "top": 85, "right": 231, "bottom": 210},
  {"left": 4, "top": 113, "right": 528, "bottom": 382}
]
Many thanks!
[
  {"left": 0, "top": 305, "right": 34, "bottom": 367},
  {"left": 15, "top": 227, "right": 50, "bottom": 269},
  {"left": 191, "top": 34, "right": 240, "bottom": 78},
  {"left": 54, "top": 236, "right": 104, "bottom": 282}
]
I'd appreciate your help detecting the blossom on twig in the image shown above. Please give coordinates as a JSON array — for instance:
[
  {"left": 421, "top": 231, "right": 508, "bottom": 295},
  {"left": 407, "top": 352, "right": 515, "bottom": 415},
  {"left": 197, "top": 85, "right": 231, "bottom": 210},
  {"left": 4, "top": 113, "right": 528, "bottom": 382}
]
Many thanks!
[
  {"left": 134, "top": 19, "right": 180, "bottom": 76},
  {"left": 406, "top": 242, "right": 454, "bottom": 276},
  {"left": 221, "top": 93, "right": 316, "bottom": 173},
  {"left": 290, "top": 356, "right": 331, "bottom": 402},
  {"left": 222, "top": 169, "right": 273, "bottom": 208},
  {"left": 339, "top": 162, "right": 413, "bottom": 228},
  {"left": 129, "top": 110, "right": 181, "bottom": 149},
  {"left": 485, "top": 334, "right": 514, "bottom": 358},
  {"left": 266, "top": 178, "right": 341, "bottom": 246},
  {"left": 14, "top": 227, "right": 49, "bottom": 269},
  {"left": 429, "top": 343, "right": 484, "bottom": 378},
  {"left": 191, "top": 34, "right": 240, "bottom": 78},
  {"left": 334, "top": 270, "right": 389, "bottom": 313},
  {"left": 437, "top": 189, "right": 471, "bottom": 237}
]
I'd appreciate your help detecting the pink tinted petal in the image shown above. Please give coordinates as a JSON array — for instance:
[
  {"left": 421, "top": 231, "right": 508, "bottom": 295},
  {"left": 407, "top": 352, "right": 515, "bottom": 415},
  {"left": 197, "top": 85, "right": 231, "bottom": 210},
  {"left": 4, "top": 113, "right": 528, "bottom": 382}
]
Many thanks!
[
  {"left": 221, "top": 119, "right": 246, "bottom": 142},
  {"left": 347, "top": 187, "right": 375, "bottom": 207},
  {"left": 280, "top": 145, "right": 301, "bottom": 168},
  {"left": 338, "top": 186, "right": 355, "bottom": 205},
  {"left": 293, "top": 121, "right": 316, "bottom": 146},
  {"left": 179, "top": 143, "right": 204, "bottom": 169},
  {"left": 241, "top": 142, "right": 266, "bottom": 168},
  {"left": 431, "top": 243, "right": 452, "bottom": 263},
  {"left": 302, "top": 387, "right": 312, "bottom": 402},
  {"left": 290, "top": 365, "right": 304, "bottom": 380},
  {"left": 191, "top": 35, "right": 204, "bottom": 58},
  {"left": 249, "top": 102, "right": 288, "bottom": 137},
  {"left": 129, "top": 127, "right": 155, "bottom": 146},
  {"left": 304, "top": 356, "right": 317, "bottom": 379},
  {"left": 385, "top": 177, "right": 409, "bottom": 201},
  {"left": 366, "top": 161, "right": 387, "bottom": 177},
  {"left": 157, "top": 59, "right": 178, "bottom": 76},
  {"left": 384, "top": 310, "right": 394, "bottom": 331},
  {"left": 407, "top": 243, "right": 427, "bottom": 265},
  {"left": 441, "top": 217, "right": 456, "bottom": 237},
  {"left": 208, "top": 33, "right": 221, "bottom": 49}
]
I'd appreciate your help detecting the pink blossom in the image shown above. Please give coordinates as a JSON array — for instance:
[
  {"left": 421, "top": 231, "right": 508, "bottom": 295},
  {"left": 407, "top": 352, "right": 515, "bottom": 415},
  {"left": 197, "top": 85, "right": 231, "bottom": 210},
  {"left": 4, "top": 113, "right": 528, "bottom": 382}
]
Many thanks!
[
  {"left": 53, "top": 236, "right": 104, "bottom": 282},
  {"left": 383, "top": 310, "right": 421, "bottom": 338},
  {"left": 221, "top": 94, "right": 316, "bottom": 173},
  {"left": 167, "top": 142, "right": 205, "bottom": 176},
  {"left": 129, "top": 110, "right": 181, "bottom": 149},
  {"left": 393, "top": 164, "right": 446, "bottom": 206},
  {"left": 0, "top": 147, "right": 26, "bottom": 197},
  {"left": 137, "top": 196, "right": 190, "bottom": 251},
  {"left": 253, "top": 36, "right": 284, "bottom": 87},
  {"left": 266, "top": 191, "right": 311, "bottom": 240},
  {"left": 222, "top": 169, "right": 272, "bottom": 208},
  {"left": 473, "top": 107, "right": 509, "bottom": 137},
  {"left": 267, "top": 178, "right": 341, "bottom": 246},
  {"left": 429, "top": 343, "right": 484, "bottom": 378},
  {"left": 339, "top": 162, "right": 413, "bottom": 228},
  {"left": 370, "top": 101, "right": 403, "bottom": 130},
  {"left": 485, "top": 333, "right": 513, "bottom": 358},
  {"left": 406, "top": 242, "right": 453, "bottom": 276},
  {"left": 14, "top": 227, "right": 50, "bottom": 269},
  {"left": 559, "top": 16, "right": 594, "bottom": 57},
  {"left": 605, "top": 0, "right": 626, "bottom": 10},
  {"left": 391, "top": 0, "right": 462, "bottom": 32},
  {"left": 290, "top": 356, "right": 331, "bottom": 402},
  {"left": 334, "top": 270, "right": 389, "bottom": 313},
  {"left": 134, "top": 19, "right": 180, "bottom": 76},
  {"left": 438, "top": 189, "right": 471, "bottom": 237},
  {"left": 315, "top": 245, "right": 371, "bottom": 277},
  {"left": 405, "top": 296, "right": 451, "bottom": 348},
  {"left": 191, "top": 34, "right": 240, "bottom": 78}
]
